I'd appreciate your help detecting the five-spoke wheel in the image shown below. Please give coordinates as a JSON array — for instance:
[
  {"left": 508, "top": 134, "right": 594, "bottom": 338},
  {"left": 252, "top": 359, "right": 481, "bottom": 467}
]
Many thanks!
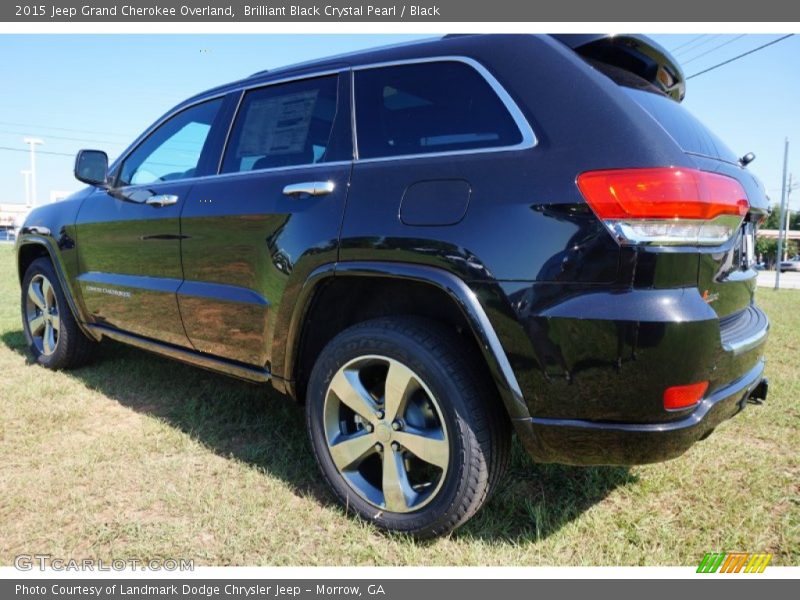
[
  {"left": 25, "top": 273, "right": 60, "bottom": 356},
  {"left": 324, "top": 355, "right": 450, "bottom": 513},
  {"left": 307, "top": 317, "right": 510, "bottom": 538},
  {"left": 21, "top": 257, "right": 97, "bottom": 369}
]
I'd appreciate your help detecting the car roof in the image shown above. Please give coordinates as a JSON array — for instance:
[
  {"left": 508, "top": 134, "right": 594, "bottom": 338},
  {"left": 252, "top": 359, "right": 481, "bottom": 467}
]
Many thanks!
[{"left": 179, "top": 34, "right": 498, "bottom": 105}]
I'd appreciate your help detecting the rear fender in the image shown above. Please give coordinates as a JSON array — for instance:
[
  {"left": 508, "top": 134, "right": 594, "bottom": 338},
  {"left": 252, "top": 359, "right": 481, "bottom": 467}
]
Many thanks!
[{"left": 272, "top": 260, "right": 530, "bottom": 422}]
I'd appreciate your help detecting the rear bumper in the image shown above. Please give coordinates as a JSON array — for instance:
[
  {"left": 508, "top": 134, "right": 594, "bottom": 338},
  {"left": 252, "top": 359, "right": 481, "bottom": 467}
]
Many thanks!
[
  {"left": 491, "top": 280, "right": 770, "bottom": 466},
  {"left": 515, "top": 359, "right": 767, "bottom": 465}
]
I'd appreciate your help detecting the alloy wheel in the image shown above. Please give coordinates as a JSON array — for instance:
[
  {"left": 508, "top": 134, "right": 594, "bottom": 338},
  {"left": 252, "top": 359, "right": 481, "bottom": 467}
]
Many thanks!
[
  {"left": 323, "top": 355, "right": 450, "bottom": 513},
  {"left": 25, "top": 273, "right": 60, "bottom": 356}
]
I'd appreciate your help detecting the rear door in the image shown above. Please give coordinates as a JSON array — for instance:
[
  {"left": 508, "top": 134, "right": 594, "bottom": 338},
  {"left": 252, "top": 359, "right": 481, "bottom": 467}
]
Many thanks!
[
  {"left": 177, "top": 71, "right": 353, "bottom": 367},
  {"left": 340, "top": 58, "right": 540, "bottom": 281},
  {"left": 75, "top": 97, "right": 225, "bottom": 346}
]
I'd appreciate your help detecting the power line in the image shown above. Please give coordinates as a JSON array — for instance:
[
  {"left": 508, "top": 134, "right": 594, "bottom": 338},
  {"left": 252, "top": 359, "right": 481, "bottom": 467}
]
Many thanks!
[
  {"left": 672, "top": 35, "right": 713, "bottom": 56},
  {"left": 668, "top": 34, "right": 708, "bottom": 53},
  {"left": 674, "top": 34, "right": 722, "bottom": 57},
  {"left": 0, "top": 129, "right": 127, "bottom": 147},
  {"left": 682, "top": 34, "right": 747, "bottom": 65},
  {"left": 686, "top": 34, "right": 795, "bottom": 80},
  {"left": 0, "top": 120, "right": 135, "bottom": 139},
  {"left": 0, "top": 146, "right": 75, "bottom": 157}
]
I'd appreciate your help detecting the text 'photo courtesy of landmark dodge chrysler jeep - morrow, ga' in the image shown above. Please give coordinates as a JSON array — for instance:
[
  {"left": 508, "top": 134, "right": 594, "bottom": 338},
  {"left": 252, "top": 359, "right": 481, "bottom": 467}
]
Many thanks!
[{"left": 16, "top": 34, "right": 770, "bottom": 538}]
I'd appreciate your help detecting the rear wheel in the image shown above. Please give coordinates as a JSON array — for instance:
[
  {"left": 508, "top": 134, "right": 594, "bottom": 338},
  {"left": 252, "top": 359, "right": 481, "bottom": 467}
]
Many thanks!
[
  {"left": 21, "top": 257, "right": 97, "bottom": 370},
  {"left": 306, "top": 317, "right": 510, "bottom": 538}
]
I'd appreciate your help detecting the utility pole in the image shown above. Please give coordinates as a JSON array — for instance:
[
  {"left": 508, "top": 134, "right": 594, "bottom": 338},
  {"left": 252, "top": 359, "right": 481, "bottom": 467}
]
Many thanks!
[
  {"left": 783, "top": 174, "right": 800, "bottom": 260},
  {"left": 23, "top": 137, "right": 44, "bottom": 207},
  {"left": 776, "top": 138, "right": 789, "bottom": 289},
  {"left": 786, "top": 173, "right": 795, "bottom": 260},
  {"left": 20, "top": 169, "right": 31, "bottom": 207}
]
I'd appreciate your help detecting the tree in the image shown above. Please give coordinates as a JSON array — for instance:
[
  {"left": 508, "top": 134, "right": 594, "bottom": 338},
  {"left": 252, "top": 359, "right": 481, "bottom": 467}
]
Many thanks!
[
  {"left": 763, "top": 202, "right": 798, "bottom": 231},
  {"left": 757, "top": 235, "right": 798, "bottom": 266},
  {"left": 764, "top": 204, "right": 782, "bottom": 229}
]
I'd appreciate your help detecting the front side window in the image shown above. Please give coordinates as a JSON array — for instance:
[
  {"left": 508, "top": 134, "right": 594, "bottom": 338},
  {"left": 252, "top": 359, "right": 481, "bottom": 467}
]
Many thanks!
[
  {"left": 354, "top": 61, "right": 523, "bottom": 159},
  {"left": 221, "top": 75, "right": 339, "bottom": 173},
  {"left": 118, "top": 98, "right": 222, "bottom": 187}
]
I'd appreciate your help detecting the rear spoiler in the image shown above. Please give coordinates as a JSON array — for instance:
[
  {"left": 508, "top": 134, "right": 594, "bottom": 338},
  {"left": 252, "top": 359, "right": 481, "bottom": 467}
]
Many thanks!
[{"left": 552, "top": 34, "right": 686, "bottom": 102}]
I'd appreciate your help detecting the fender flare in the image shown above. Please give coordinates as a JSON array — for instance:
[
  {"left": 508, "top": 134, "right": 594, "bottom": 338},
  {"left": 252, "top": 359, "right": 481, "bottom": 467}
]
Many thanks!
[
  {"left": 16, "top": 235, "right": 99, "bottom": 342},
  {"left": 273, "top": 260, "right": 530, "bottom": 421}
]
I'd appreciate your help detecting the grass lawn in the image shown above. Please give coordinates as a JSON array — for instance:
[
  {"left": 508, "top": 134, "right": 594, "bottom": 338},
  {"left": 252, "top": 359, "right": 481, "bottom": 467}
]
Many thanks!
[{"left": 0, "top": 244, "right": 797, "bottom": 566}]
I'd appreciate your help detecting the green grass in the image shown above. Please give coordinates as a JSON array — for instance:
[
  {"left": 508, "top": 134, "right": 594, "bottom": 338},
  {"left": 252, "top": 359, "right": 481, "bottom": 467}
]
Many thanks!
[{"left": 0, "top": 244, "right": 797, "bottom": 566}]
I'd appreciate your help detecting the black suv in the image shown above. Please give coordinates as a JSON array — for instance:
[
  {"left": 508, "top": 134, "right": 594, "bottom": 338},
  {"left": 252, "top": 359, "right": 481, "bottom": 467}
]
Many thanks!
[{"left": 16, "top": 34, "right": 769, "bottom": 537}]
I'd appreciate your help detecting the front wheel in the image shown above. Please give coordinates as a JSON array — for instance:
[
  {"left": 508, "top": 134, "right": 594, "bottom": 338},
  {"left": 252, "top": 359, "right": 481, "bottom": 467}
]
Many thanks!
[
  {"left": 21, "top": 257, "right": 97, "bottom": 370},
  {"left": 306, "top": 317, "right": 510, "bottom": 538}
]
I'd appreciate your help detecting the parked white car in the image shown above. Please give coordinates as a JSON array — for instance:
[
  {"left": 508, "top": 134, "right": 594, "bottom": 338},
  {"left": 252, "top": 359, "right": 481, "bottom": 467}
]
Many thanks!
[{"left": 779, "top": 256, "right": 800, "bottom": 272}]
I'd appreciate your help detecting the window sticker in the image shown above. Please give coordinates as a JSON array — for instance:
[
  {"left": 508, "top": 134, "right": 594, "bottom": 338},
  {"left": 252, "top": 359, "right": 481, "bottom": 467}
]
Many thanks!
[{"left": 237, "top": 90, "right": 319, "bottom": 157}]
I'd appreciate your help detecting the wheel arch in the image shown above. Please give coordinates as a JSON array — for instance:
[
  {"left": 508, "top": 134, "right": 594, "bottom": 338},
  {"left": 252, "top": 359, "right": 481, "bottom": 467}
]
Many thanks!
[
  {"left": 272, "top": 261, "right": 529, "bottom": 421},
  {"left": 16, "top": 236, "right": 98, "bottom": 341}
]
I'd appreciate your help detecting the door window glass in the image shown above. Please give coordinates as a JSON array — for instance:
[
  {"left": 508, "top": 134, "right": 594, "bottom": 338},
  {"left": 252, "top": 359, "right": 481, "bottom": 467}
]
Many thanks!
[
  {"left": 118, "top": 98, "right": 222, "bottom": 186},
  {"left": 354, "top": 61, "right": 523, "bottom": 159},
  {"left": 221, "top": 75, "right": 339, "bottom": 173}
]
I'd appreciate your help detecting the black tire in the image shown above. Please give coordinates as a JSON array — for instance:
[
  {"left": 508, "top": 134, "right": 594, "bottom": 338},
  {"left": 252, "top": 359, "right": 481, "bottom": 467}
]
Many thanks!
[
  {"left": 306, "top": 316, "right": 511, "bottom": 538},
  {"left": 21, "top": 257, "right": 97, "bottom": 370}
]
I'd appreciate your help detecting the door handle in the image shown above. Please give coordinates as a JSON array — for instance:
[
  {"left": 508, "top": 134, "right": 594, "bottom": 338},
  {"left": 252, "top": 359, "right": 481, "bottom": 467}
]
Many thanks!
[
  {"left": 24, "top": 225, "right": 51, "bottom": 236},
  {"left": 145, "top": 194, "right": 179, "bottom": 207},
  {"left": 145, "top": 194, "right": 179, "bottom": 208},
  {"left": 282, "top": 181, "right": 335, "bottom": 197}
]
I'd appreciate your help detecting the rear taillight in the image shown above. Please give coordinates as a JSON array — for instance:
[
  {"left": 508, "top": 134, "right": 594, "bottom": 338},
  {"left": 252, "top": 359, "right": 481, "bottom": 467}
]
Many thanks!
[{"left": 577, "top": 168, "right": 749, "bottom": 246}]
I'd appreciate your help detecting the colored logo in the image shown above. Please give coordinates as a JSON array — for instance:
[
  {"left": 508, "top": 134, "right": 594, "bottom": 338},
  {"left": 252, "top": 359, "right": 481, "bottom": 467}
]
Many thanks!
[{"left": 697, "top": 552, "right": 772, "bottom": 573}]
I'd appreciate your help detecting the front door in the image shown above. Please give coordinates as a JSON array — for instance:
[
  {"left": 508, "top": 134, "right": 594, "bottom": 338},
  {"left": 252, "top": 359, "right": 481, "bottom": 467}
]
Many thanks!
[
  {"left": 177, "top": 72, "right": 353, "bottom": 367},
  {"left": 74, "top": 97, "right": 225, "bottom": 346}
]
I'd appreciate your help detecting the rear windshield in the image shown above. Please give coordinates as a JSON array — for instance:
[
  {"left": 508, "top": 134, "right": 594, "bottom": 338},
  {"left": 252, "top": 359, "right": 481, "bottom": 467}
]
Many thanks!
[{"left": 623, "top": 87, "right": 739, "bottom": 164}]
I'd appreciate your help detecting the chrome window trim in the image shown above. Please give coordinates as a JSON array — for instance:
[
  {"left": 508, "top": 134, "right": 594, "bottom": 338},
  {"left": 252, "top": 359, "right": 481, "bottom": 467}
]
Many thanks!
[
  {"left": 349, "top": 68, "right": 359, "bottom": 161},
  {"left": 112, "top": 69, "right": 348, "bottom": 182},
  {"left": 350, "top": 55, "right": 537, "bottom": 163},
  {"left": 111, "top": 56, "right": 538, "bottom": 186},
  {"left": 217, "top": 89, "right": 244, "bottom": 175},
  {"left": 106, "top": 160, "right": 353, "bottom": 194}
]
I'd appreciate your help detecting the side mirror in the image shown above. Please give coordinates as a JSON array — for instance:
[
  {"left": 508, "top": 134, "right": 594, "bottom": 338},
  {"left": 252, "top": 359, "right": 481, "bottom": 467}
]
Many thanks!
[
  {"left": 740, "top": 152, "right": 756, "bottom": 167},
  {"left": 74, "top": 150, "right": 109, "bottom": 187}
]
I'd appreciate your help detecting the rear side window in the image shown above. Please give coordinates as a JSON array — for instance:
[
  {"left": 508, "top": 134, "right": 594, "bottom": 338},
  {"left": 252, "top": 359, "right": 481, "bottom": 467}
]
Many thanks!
[
  {"left": 623, "top": 87, "right": 739, "bottom": 164},
  {"left": 354, "top": 61, "right": 523, "bottom": 159},
  {"left": 222, "top": 75, "right": 338, "bottom": 173}
]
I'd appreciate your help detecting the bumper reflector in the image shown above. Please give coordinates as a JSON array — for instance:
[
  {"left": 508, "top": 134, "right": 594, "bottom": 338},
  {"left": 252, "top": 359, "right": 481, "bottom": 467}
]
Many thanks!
[{"left": 664, "top": 381, "right": 709, "bottom": 410}]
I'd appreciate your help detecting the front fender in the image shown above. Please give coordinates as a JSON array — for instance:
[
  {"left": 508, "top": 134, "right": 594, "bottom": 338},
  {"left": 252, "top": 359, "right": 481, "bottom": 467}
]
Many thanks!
[
  {"left": 15, "top": 190, "right": 98, "bottom": 341},
  {"left": 16, "top": 234, "right": 99, "bottom": 341}
]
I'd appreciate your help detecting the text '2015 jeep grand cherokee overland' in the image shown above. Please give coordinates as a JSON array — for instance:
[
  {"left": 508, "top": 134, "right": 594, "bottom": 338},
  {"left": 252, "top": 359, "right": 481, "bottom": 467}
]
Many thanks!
[{"left": 16, "top": 34, "right": 770, "bottom": 538}]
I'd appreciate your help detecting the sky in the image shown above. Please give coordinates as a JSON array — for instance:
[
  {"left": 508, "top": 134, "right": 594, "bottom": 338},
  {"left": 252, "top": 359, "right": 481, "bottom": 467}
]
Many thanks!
[{"left": 0, "top": 33, "right": 799, "bottom": 208}]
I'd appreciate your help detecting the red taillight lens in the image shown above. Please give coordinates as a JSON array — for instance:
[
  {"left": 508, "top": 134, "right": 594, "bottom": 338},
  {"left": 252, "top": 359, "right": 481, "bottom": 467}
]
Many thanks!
[
  {"left": 576, "top": 168, "right": 749, "bottom": 246},
  {"left": 663, "top": 381, "right": 709, "bottom": 410}
]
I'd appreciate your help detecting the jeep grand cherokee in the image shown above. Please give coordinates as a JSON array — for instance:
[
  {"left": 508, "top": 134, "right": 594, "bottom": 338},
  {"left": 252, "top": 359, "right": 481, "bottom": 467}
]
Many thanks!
[{"left": 16, "top": 34, "right": 769, "bottom": 537}]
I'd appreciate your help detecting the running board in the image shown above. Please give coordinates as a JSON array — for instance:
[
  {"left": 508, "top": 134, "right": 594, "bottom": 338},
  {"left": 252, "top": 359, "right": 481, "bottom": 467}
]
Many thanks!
[{"left": 87, "top": 324, "right": 271, "bottom": 384}]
